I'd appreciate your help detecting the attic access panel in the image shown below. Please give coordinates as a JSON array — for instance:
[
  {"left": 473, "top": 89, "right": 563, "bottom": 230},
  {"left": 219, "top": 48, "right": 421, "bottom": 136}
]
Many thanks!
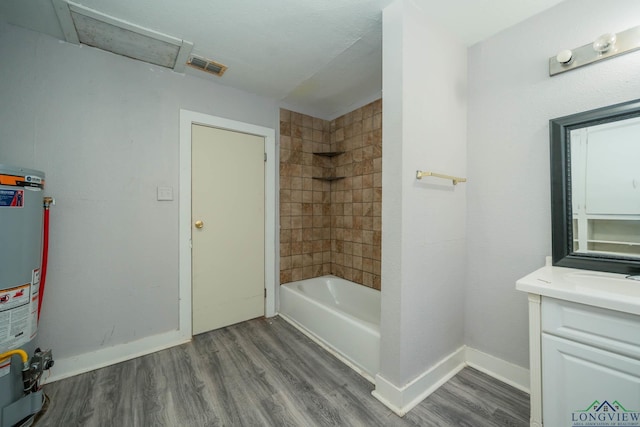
[{"left": 52, "top": 0, "right": 193, "bottom": 72}]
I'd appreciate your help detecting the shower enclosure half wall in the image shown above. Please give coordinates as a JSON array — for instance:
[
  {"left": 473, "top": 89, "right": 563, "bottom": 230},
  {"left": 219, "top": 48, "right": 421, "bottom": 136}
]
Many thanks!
[{"left": 279, "top": 99, "right": 382, "bottom": 290}]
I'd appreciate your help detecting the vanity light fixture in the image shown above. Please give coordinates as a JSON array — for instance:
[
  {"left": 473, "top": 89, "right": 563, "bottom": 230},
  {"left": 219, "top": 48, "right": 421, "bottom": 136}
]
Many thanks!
[{"left": 549, "top": 25, "right": 640, "bottom": 76}]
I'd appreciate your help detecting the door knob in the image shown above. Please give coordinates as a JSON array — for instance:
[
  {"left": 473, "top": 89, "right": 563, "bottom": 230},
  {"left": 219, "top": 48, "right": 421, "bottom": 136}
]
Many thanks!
[{"left": 194, "top": 220, "right": 204, "bottom": 229}]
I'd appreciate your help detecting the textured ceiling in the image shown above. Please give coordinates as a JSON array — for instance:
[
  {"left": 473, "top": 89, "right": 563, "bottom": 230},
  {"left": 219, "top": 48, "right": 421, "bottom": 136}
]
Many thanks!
[{"left": 0, "top": 0, "right": 565, "bottom": 119}]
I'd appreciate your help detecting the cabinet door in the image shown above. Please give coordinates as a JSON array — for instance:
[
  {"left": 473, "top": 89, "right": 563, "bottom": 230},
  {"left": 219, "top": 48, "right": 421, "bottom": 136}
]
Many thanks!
[{"left": 542, "top": 333, "right": 640, "bottom": 426}]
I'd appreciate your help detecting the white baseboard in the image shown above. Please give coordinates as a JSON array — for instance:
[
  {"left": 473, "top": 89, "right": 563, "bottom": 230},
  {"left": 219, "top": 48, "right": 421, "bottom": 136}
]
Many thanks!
[
  {"left": 464, "top": 346, "right": 530, "bottom": 393},
  {"left": 372, "top": 345, "right": 529, "bottom": 416},
  {"left": 372, "top": 346, "right": 466, "bottom": 416},
  {"left": 43, "top": 329, "right": 191, "bottom": 384}
]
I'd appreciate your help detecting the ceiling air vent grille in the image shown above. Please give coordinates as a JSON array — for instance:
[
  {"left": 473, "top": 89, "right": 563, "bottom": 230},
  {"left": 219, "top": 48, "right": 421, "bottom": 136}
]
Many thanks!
[{"left": 187, "top": 56, "right": 228, "bottom": 77}]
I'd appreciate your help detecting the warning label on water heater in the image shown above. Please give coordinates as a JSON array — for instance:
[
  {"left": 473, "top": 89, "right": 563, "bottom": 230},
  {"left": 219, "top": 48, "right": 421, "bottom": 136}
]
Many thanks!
[
  {"left": 0, "top": 284, "right": 30, "bottom": 312},
  {"left": 0, "top": 283, "right": 33, "bottom": 350},
  {"left": 0, "top": 189, "right": 24, "bottom": 207}
]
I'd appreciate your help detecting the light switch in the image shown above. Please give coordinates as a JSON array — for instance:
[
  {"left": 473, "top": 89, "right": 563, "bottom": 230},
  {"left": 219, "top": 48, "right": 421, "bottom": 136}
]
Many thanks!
[{"left": 157, "top": 186, "right": 173, "bottom": 201}]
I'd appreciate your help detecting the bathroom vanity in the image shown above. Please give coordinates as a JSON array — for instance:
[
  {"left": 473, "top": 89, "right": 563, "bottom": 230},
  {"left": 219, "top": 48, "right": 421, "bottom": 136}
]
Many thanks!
[
  {"left": 521, "top": 99, "right": 640, "bottom": 425},
  {"left": 516, "top": 265, "right": 640, "bottom": 427}
]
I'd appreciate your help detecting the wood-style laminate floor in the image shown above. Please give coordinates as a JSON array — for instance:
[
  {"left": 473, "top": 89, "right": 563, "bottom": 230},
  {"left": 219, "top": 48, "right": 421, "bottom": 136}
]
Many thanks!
[{"left": 36, "top": 317, "right": 529, "bottom": 426}]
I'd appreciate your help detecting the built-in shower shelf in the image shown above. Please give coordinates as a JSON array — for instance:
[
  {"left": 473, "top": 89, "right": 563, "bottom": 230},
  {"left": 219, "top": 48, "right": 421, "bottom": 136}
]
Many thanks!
[
  {"left": 312, "top": 176, "right": 345, "bottom": 182},
  {"left": 312, "top": 151, "right": 345, "bottom": 157}
]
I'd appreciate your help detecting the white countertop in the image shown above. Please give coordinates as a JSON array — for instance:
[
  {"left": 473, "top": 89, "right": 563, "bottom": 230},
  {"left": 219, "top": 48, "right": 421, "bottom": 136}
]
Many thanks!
[{"left": 516, "top": 265, "right": 640, "bottom": 315}]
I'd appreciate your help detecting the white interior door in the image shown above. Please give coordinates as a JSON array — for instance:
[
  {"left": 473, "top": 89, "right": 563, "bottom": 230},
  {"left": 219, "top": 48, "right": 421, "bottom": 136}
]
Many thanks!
[{"left": 191, "top": 124, "right": 265, "bottom": 335}]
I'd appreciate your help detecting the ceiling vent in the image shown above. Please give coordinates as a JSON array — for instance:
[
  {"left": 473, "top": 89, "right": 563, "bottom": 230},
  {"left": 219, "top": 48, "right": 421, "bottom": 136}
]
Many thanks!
[
  {"left": 52, "top": 0, "right": 193, "bottom": 72},
  {"left": 187, "top": 56, "right": 228, "bottom": 77}
]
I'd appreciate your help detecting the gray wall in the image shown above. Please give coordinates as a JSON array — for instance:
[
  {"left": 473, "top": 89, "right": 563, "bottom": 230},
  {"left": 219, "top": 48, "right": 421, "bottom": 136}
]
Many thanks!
[
  {"left": 465, "top": 0, "right": 640, "bottom": 368},
  {"left": 0, "top": 21, "right": 278, "bottom": 360}
]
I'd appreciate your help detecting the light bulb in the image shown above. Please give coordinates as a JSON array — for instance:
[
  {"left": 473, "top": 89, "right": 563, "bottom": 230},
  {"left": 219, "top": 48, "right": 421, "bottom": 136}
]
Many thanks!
[
  {"left": 593, "top": 33, "right": 617, "bottom": 53},
  {"left": 556, "top": 49, "right": 573, "bottom": 64}
]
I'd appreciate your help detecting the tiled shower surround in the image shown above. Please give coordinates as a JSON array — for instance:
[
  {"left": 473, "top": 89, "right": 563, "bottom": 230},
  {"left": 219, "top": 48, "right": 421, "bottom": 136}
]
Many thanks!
[{"left": 279, "top": 99, "right": 382, "bottom": 289}]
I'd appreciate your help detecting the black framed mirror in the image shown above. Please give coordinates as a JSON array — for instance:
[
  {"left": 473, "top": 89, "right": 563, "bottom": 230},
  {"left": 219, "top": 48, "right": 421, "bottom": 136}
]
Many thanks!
[{"left": 550, "top": 98, "right": 640, "bottom": 274}]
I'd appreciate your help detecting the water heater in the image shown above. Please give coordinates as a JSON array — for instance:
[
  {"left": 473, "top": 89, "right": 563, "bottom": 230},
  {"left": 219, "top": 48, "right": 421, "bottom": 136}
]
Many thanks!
[{"left": 0, "top": 164, "right": 53, "bottom": 427}]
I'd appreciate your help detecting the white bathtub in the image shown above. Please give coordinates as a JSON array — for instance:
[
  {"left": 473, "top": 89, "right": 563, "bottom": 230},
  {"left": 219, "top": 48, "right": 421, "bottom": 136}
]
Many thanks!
[{"left": 279, "top": 275, "right": 380, "bottom": 381}]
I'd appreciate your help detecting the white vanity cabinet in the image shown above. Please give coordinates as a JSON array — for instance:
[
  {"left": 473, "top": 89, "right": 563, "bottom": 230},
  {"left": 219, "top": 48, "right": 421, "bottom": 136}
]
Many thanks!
[
  {"left": 517, "top": 266, "right": 640, "bottom": 427},
  {"left": 541, "top": 298, "right": 640, "bottom": 426}
]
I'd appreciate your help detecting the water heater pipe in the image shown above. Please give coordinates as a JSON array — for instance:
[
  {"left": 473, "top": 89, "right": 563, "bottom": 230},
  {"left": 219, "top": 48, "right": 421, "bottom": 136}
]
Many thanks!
[
  {"left": 0, "top": 349, "right": 28, "bottom": 365},
  {"left": 38, "top": 197, "right": 53, "bottom": 321}
]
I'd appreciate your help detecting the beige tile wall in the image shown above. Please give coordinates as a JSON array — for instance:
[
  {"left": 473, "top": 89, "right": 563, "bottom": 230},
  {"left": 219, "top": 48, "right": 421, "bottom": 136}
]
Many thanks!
[
  {"left": 279, "top": 109, "right": 332, "bottom": 284},
  {"left": 279, "top": 99, "right": 382, "bottom": 289},
  {"left": 330, "top": 99, "right": 382, "bottom": 289}
]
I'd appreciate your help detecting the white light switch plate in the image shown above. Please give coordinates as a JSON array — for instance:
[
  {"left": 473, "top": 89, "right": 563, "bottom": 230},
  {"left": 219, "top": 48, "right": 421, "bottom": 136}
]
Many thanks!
[{"left": 157, "top": 186, "right": 173, "bottom": 201}]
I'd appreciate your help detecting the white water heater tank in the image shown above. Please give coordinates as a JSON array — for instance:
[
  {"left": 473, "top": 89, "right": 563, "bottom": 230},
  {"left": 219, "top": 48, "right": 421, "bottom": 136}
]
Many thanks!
[{"left": 0, "top": 164, "right": 45, "bottom": 426}]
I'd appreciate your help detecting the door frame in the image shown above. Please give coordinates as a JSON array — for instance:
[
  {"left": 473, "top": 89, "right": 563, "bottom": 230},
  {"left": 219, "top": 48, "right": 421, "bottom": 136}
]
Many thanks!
[{"left": 179, "top": 109, "right": 276, "bottom": 338}]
